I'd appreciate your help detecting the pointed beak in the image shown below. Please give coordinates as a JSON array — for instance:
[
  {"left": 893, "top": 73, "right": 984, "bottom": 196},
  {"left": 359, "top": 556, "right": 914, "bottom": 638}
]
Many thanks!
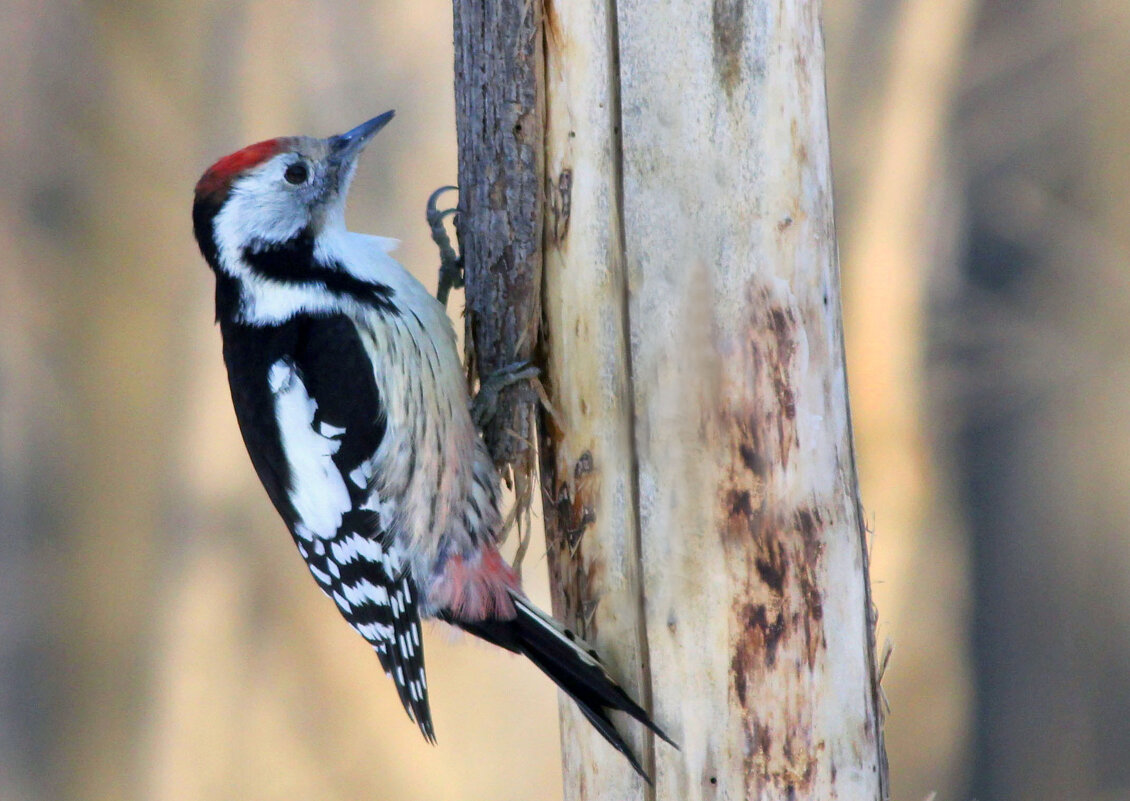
[{"left": 328, "top": 110, "right": 395, "bottom": 165}]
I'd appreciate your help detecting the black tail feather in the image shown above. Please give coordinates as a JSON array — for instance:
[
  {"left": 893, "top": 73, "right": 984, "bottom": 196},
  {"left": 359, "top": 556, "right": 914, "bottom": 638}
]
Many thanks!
[
  {"left": 444, "top": 593, "right": 676, "bottom": 781},
  {"left": 566, "top": 689, "right": 651, "bottom": 784}
]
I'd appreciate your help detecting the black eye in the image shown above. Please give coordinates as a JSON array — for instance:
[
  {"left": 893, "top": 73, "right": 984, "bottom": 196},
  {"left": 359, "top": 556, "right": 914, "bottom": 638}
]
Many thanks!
[{"left": 284, "top": 162, "right": 308, "bottom": 185}]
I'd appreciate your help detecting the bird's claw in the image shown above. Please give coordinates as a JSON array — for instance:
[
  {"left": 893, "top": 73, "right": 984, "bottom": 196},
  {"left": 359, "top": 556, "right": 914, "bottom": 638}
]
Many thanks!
[
  {"left": 472, "top": 361, "right": 541, "bottom": 430},
  {"left": 427, "top": 186, "right": 463, "bottom": 306}
]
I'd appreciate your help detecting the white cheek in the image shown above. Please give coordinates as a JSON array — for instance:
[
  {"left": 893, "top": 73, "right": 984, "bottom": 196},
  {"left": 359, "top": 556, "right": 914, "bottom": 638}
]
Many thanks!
[{"left": 213, "top": 173, "right": 308, "bottom": 272}]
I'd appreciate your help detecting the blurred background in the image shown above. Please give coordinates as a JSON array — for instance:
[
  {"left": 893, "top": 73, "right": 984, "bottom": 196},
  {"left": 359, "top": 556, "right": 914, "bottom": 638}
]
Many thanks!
[{"left": 1, "top": 1, "right": 1127, "bottom": 799}]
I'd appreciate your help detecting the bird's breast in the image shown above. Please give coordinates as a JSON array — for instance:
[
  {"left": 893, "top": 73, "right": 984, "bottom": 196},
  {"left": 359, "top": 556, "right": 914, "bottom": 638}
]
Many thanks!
[{"left": 351, "top": 304, "right": 501, "bottom": 585}]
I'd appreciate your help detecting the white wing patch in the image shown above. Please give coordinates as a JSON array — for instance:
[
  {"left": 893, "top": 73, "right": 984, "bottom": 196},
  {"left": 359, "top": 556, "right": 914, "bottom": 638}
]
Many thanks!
[
  {"left": 269, "top": 359, "right": 351, "bottom": 540},
  {"left": 349, "top": 461, "right": 374, "bottom": 489},
  {"left": 318, "top": 421, "right": 347, "bottom": 438}
]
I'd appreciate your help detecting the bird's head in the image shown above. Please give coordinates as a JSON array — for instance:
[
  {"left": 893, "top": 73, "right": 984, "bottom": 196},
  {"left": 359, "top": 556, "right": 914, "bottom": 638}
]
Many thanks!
[{"left": 193, "top": 111, "right": 394, "bottom": 271}]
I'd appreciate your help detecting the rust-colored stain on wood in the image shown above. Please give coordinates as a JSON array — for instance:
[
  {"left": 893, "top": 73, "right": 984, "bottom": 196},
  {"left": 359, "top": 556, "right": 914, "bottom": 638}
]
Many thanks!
[
  {"left": 754, "top": 536, "right": 788, "bottom": 597},
  {"left": 543, "top": 443, "right": 604, "bottom": 638},
  {"left": 711, "top": 0, "right": 747, "bottom": 97},
  {"left": 767, "top": 304, "right": 800, "bottom": 462},
  {"left": 725, "top": 501, "right": 831, "bottom": 676},
  {"left": 714, "top": 290, "right": 836, "bottom": 795},
  {"left": 548, "top": 168, "right": 573, "bottom": 245}
]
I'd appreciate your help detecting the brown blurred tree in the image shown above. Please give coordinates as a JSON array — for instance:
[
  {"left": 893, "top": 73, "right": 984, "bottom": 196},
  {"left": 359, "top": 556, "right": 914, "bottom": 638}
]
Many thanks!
[
  {"left": 952, "top": 2, "right": 1130, "bottom": 799},
  {"left": 832, "top": 0, "right": 979, "bottom": 798}
]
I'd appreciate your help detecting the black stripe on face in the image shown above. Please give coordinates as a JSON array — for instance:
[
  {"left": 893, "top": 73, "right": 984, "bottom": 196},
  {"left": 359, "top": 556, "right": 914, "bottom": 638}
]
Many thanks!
[{"left": 242, "top": 231, "right": 398, "bottom": 314}]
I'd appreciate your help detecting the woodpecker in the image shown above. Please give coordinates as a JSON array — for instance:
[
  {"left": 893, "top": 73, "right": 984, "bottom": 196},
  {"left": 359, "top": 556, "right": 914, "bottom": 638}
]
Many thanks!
[{"left": 191, "top": 112, "right": 672, "bottom": 778}]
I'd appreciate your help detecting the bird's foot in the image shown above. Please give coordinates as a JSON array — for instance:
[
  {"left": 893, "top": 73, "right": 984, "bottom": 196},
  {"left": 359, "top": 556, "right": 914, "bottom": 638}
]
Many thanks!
[
  {"left": 472, "top": 361, "right": 541, "bottom": 429},
  {"left": 427, "top": 185, "right": 463, "bottom": 306}
]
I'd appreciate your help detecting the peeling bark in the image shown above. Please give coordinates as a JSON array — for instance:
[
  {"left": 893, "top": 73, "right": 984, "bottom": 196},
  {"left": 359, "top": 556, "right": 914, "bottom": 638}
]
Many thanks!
[{"left": 452, "top": 0, "right": 544, "bottom": 489}]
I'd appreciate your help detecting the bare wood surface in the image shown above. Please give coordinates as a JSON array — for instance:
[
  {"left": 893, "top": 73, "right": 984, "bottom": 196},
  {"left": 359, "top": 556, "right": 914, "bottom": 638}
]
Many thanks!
[
  {"left": 537, "top": 0, "right": 888, "bottom": 799},
  {"left": 540, "top": 0, "right": 653, "bottom": 797}
]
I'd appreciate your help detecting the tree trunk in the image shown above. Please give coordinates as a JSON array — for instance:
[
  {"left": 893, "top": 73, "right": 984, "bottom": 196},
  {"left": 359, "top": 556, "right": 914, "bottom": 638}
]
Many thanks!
[{"left": 456, "top": 0, "right": 887, "bottom": 798}]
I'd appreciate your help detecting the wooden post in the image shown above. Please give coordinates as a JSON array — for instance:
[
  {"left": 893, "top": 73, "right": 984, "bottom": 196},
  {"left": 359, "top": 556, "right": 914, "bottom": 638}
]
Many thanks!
[
  {"left": 539, "top": 1, "right": 655, "bottom": 797},
  {"left": 456, "top": 0, "right": 887, "bottom": 798}
]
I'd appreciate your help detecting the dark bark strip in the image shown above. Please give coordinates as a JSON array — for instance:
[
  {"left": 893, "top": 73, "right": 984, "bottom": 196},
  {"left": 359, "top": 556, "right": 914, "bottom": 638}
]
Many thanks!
[{"left": 452, "top": 0, "right": 544, "bottom": 480}]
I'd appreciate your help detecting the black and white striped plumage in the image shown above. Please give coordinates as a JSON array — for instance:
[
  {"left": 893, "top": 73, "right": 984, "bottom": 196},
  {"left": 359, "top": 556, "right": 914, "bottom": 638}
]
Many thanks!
[{"left": 191, "top": 113, "right": 672, "bottom": 777}]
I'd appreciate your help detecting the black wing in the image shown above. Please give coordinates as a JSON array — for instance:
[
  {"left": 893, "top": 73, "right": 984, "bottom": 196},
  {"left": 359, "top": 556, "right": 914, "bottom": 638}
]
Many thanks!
[{"left": 221, "top": 311, "right": 434, "bottom": 739}]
